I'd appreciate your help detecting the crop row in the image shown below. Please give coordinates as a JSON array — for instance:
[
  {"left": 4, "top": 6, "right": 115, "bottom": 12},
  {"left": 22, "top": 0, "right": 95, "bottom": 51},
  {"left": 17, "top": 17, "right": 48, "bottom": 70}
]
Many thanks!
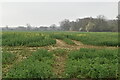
[
  {"left": 4, "top": 49, "right": 54, "bottom": 78},
  {"left": 51, "top": 33, "right": 75, "bottom": 45},
  {"left": 2, "top": 32, "right": 56, "bottom": 47},
  {"left": 2, "top": 48, "right": 119, "bottom": 78},
  {"left": 2, "top": 52, "right": 16, "bottom": 65},
  {"left": 66, "top": 32, "right": 119, "bottom": 46},
  {"left": 2, "top": 32, "right": 119, "bottom": 47},
  {"left": 64, "top": 48, "right": 119, "bottom": 78}
]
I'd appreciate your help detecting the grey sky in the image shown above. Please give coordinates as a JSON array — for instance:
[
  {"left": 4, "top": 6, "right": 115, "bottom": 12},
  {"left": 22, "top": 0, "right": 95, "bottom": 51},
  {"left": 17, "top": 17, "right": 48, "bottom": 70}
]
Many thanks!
[{"left": 1, "top": 2, "right": 118, "bottom": 27}]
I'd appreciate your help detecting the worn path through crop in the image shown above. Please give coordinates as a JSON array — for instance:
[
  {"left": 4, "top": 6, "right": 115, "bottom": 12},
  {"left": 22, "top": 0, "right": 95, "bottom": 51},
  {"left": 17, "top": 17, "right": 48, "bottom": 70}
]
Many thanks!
[
  {"left": 3, "top": 39, "right": 119, "bottom": 77},
  {"left": 49, "top": 39, "right": 119, "bottom": 77}
]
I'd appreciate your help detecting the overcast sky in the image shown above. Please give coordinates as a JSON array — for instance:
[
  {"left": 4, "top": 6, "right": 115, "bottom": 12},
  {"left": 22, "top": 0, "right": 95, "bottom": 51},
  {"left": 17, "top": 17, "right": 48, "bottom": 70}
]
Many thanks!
[{"left": 0, "top": 2, "right": 118, "bottom": 27}]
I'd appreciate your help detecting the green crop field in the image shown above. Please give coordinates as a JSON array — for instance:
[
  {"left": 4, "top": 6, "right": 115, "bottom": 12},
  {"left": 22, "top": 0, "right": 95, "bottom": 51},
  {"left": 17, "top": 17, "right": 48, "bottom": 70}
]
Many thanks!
[{"left": 1, "top": 31, "right": 119, "bottom": 79}]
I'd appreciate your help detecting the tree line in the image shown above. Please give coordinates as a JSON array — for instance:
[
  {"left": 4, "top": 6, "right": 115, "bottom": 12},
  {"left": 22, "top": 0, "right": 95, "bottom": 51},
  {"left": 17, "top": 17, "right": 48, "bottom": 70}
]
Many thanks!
[
  {"left": 59, "top": 15, "right": 118, "bottom": 32},
  {"left": 2, "top": 15, "right": 118, "bottom": 32}
]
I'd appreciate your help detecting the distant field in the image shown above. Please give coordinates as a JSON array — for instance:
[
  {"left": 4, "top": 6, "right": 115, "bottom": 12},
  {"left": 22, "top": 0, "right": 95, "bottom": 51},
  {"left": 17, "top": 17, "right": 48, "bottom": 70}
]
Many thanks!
[{"left": 2, "top": 31, "right": 119, "bottom": 79}]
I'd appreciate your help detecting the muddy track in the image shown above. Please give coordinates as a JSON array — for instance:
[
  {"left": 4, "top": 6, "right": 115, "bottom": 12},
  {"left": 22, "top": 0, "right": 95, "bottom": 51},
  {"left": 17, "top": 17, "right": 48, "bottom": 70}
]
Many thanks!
[{"left": 53, "top": 53, "right": 67, "bottom": 78}]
